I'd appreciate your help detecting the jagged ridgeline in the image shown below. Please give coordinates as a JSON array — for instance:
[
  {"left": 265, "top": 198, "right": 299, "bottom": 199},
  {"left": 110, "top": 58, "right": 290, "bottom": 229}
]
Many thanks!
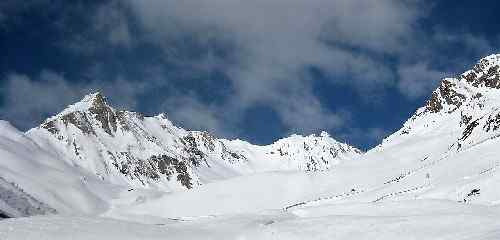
[
  {"left": 394, "top": 54, "right": 500, "bottom": 151},
  {"left": 2, "top": 54, "right": 500, "bottom": 222},
  {"left": 28, "top": 93, "right": 362, "bottom": 189}
]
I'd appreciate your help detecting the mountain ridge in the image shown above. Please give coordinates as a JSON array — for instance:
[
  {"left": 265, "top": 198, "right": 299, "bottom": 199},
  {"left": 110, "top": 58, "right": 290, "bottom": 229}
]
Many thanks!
[
  {"left": 23, "top": 92, "right": 362, "bottom": 190},
  {"left": 1, "top": 54, "right": 500, "bottom": 221}
]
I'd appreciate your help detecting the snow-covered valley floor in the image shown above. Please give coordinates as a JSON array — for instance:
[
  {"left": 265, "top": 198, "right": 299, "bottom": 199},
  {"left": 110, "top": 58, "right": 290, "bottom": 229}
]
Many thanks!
[
  {"left": 2, "top": 200, "right": 499, "bottom": 240},
  {"left": 3, "top": 55, "right": 500, "bottom": 239}
]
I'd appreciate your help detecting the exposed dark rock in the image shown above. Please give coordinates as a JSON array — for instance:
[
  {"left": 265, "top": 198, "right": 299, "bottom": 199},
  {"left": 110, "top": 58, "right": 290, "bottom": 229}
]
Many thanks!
[
  {"left": 61, "top": 112, "right": 95, "bottom": 135},
  {"left": 41, "top": 120, "right": 59, "bottom": 134},
  {"left": 425, "top": 79, "right": 466, "bottom": 114},
  {"left": 110, "top": 152, "right": 193, "bottom": 189},
  {"left": 230, "top": 151, "right": 241, "bottom": 159},
  {"left": 42, "top": 111, "right": 96, "bottom": 136},
  {"left": 181, "top": 134, "right": 207, "bottom": 167},
  {"left": 277, "top": 148, "right": 286, "bottom": 156},
  {"left": 221, "top": 143, "right": 246, "bottom": 163},
  {"left": 303, "top": 142, "right": 310, "bottom": 151},
  {"left": 305, "top": 156, "right": 319, "bottom": 171},
  {"left": 465, "top": 57, "right": 500, "bottom": 89},
  {"left": 425, "top": 91, "right": 443, "bottom": 113},
  {"left": 460, "top": 119, "right": 480, "bottom": 141},
  {"left": 73, "top": 141, "right": 81, "bottom": 156},
  {"left": 460, "top": 112, "right": 472, "bottom": 127},
  {"left": 0, "top": 210, "right": 11, "bottom": 218},
  {"left": 439, "top": 80, "right": 466, "bottom": 110},
  {"left": 472, "top": 65, "right": 500, "bottom": 89},
  {"left": 329, "top": 147, "right": 339, "bottom": 158},
  {"left": 464, "top": 71, "right": 477, "bottom": 83},
  {"left": 88, "top": 93, "right": 117, "bottom": 136},
  {"left": 151, "top": 154, "right": 192, "bottom": 188},
  {"left": 467, "top": 188, "right": 480, "bottom": 197},
  {"left": 115, "top": 111, "right": 130, "bottom": 131},
  {"left": 484, "top": 113, "right": 500, "bottom": 132}
]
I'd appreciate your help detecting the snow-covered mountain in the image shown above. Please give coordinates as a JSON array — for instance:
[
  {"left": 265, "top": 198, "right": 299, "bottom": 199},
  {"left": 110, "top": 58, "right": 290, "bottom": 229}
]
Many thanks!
[
  {"left": 385, "top": 54, "right": 500, "bottom": 151},
  {"left": 2, "top": 55, "right": 500, "bottom": 239},
  {"left": 24, "top": 92, "right": 361, "bottom": 191},
  {"left": 113, "top": 55, "right": 500, "bottom": 221},
  {"left": 285, "top": 53, "right": 500, "bottom": 207},
  {"left": 119, "top": 54, "right": 500, "bottom": 216}
]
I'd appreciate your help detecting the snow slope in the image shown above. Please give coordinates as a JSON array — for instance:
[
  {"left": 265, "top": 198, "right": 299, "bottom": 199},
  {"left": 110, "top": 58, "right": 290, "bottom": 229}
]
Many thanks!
[
  {"left": 104, "top": 54, "right": 500, "bottom": 221},
  {"left": 2, "top": 200, "right": 499, "bottom": 240},
  {"left": 1, "top": 54, "right": 500, "bottom": 239},
  {"left": 25, "top": 92, "right": 361, "bottom": 191},
  {"left": 0, "top": 93, "right": 360, "bottom": 217},
  {"left": 0, "top": 120, "right": 124, "bottom": 216}
]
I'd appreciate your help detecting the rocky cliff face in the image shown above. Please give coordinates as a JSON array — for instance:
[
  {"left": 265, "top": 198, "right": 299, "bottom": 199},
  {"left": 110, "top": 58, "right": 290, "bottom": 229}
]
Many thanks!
[
  {"left": 383, "top": 54, "right": 500, "bottom": 153},
  {"left": 27, "top": 93, "right": 362, "bottom": 190}
]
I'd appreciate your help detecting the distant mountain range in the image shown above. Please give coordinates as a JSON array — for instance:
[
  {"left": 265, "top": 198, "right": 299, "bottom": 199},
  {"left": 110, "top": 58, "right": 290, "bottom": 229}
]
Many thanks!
[{"left": 1, "top": 54, "right": 500, "bottom": 219}]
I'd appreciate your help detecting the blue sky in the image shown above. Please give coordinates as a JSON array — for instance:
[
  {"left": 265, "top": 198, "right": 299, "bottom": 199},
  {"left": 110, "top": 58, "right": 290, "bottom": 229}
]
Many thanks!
[{"left": 1, "top": 0, "right": 499, "bottom": 150}]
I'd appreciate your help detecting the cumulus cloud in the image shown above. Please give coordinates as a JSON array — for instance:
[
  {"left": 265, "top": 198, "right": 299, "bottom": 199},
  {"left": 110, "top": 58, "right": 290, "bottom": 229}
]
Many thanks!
[
  {"left": 397, "top": 62, "right": 446, "bottom": 99},
  {"left": 395, "top": 31, "right": 498, "bottom": 99},
  {"left": 160, "top": 94, "right": 230, "bottom": 136},
  {"left": 94, "top": 1, "right": 132, "bottom": 48},
  {"left": 120, "top": 0, "right": 421, "bottom": 136},
  {"left": 0, "top": 71, "right": 82, "bottom": 128},
  {"left": 2, "top": 0, "right": 499, "bottom": 148},
  {"left": 0, "top": 70, "right": 144, "bottom": 129}
]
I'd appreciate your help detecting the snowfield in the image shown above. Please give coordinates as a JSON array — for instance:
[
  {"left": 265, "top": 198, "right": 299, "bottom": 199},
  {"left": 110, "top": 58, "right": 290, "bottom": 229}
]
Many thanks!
[
  {"left": 1, "top": 200, "right": 499, "bottom": 240},
  {"left": 2, "top": 55, "right": 500, "bottom": 239}
]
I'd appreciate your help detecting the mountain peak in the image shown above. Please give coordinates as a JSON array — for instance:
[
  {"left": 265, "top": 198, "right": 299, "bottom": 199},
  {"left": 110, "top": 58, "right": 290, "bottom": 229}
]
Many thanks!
[
  {"left": 423, "top": 54, "right": 500, "bottom": 114},
  {"left": 462, "top": 54, "right": 500, "bottom": 89},
  {"left": 76, "top": 91, "right": 112, "bottom": 112},
  {"left": 39, "top": 91, "right": 118, "bottom": 136},
  {"left": 47, "top": 91, "right": 112, "bottom": 119},
  {"left": 474, "top": 53, "right": 500, "bottom": 70},
  {"left": 81, "top": 91, "right": 107, "bottom": 106},
  {"left": 319, "top": 131, "right": 330, "bottom": 138}
]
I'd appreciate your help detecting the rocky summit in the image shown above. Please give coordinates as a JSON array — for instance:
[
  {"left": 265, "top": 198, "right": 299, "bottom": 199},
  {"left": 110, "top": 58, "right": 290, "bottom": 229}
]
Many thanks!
[
  {"left": 0, "top": 55, "right": 500, "bottom": 239},
  {"left": 26, "top": 92, "right": 362, "bottom": 190}
]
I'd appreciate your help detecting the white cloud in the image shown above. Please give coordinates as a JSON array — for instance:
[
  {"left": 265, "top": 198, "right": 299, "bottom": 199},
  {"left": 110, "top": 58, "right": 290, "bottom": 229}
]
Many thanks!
[
  {"left": 3, "top": 0, "right": 498, "bottom": 147},
  {"left": 0, "top": 70, "right": 144, "bottom": 129},
  {"left": 122, "top": 0, "right": 421, "bottom": 136},
  {"left": 0, "top": 71, "right": 82, "bottom": 128},
  {"left": 397, "top": 62, "right": 446, "bottom": 99},
  {"left": 160, "top": 94, "right": 230, "bottom": 136},
  {"left": 94, "top": 1, "right": 132, "bottom": 48}
]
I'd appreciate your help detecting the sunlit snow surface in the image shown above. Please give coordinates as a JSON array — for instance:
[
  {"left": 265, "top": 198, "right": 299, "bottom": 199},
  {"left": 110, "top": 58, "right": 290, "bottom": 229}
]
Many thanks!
[
  {"left": 2, "top": 55, "right": 500, "bottom": 239},
  {"left": 1, "top": 200, "right": 500, "bottom": 240}
]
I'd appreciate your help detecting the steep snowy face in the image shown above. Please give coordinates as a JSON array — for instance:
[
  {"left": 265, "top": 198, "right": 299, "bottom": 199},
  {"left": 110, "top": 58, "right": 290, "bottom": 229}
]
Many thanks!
[
  {"left": 381, "top": 54, "right": 500, "bottom": 151},
  {"left": 342, "top": 54, "right": 500, "bottom": 205},
  {"left": 26, "top": 93, "right": 362, "bottom": 190},
  {"left": 28, "top": 93, "right": 202, "bottom": 190},
  {"left": 264, "top": 132, "right": 362, "bottom": 171},
  {"left": 221, "top": 132, "right": 363, "bottom": 173}
]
